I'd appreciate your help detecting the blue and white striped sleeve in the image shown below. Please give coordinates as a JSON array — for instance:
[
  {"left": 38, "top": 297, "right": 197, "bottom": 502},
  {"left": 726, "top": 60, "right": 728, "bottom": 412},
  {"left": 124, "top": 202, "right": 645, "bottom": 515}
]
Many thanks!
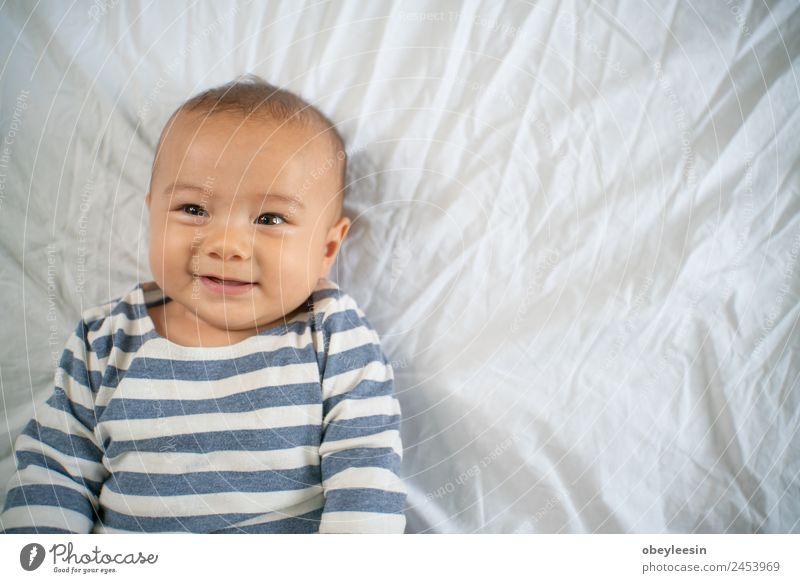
[
  {"left": 1, "top": 319, "right": 108, "bottom": 533},
  {"left": 317, "top": 300, "right": 407, "bottom": 533}
]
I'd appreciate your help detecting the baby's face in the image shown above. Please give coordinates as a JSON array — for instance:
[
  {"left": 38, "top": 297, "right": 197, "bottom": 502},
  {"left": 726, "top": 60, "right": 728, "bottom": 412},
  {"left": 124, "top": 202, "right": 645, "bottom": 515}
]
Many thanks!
[{"left": 146, "top": 110, "right": 349, "bottom": 345}]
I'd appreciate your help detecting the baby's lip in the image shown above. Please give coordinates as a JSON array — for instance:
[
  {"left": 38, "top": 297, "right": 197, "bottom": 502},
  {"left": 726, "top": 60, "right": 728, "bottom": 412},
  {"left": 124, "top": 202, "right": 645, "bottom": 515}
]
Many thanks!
[{"left": 201, "top": 274, "right": 255, "bottom": 285}]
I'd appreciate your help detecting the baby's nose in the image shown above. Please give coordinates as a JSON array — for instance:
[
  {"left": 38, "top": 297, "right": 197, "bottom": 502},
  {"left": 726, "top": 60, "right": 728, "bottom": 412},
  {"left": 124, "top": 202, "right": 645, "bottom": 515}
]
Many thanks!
[{"left": 202, "top": 224, "right": 253, "bottom": 261}]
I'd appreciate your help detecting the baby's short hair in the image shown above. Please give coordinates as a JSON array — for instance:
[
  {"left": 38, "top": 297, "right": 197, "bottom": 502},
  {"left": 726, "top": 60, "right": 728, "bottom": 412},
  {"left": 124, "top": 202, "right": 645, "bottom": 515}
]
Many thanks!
[{"left": 153, "top": 74, "right": 347, "bottom": 200}]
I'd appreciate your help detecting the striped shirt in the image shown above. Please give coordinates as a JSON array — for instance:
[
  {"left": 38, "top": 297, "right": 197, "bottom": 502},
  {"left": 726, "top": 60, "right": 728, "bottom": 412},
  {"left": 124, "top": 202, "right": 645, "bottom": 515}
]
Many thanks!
[{"left": 1, "top": 278, "right": 406, "bottom": 533}]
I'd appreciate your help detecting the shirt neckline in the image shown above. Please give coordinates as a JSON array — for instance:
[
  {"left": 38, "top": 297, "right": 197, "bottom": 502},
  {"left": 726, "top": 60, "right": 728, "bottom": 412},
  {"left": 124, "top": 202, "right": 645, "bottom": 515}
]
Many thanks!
[{"left": 134, "top": 281, "right": 313, "bottom": 357}]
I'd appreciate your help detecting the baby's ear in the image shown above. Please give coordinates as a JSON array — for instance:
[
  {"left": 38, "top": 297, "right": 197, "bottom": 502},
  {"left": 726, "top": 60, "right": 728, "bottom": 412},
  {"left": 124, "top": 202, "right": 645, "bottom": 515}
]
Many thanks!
[
  {"left": 319, "top": 216, "right": 351, "bottom": 278},
  {"left": 325, "top": 216, "right": 350, "bottom": 255}
]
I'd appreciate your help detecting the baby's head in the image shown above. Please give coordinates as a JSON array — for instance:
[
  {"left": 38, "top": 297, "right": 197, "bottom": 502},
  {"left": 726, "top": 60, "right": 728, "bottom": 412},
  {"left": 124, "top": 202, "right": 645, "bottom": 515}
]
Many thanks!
[{"left": 145, "top": 75, "right": 350, "bottom": 344}]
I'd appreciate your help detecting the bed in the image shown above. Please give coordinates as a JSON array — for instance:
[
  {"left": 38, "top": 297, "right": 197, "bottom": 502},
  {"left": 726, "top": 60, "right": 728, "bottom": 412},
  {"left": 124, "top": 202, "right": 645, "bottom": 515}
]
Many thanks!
[{"left": 0, "top": 0, "right": 798, "bottom": 533}]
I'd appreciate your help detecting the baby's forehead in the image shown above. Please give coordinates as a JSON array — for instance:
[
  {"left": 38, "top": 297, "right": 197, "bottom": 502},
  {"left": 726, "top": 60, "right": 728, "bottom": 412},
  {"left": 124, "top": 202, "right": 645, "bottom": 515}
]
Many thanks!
[
  {"left": 154, "top": 110, "right": 343, "bottom": 209},
  {"left": 167, "top": 109, "right": 330, "bottom": 151},
  {"left": 157, "top": 110, "right": 336, "bottom": 172}
]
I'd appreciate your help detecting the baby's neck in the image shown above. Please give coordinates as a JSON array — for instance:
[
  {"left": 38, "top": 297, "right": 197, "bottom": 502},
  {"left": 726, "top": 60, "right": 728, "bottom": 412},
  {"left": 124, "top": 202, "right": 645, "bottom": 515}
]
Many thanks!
[{"left": 148, "top": 301, "right": 257, "bottom": 347}]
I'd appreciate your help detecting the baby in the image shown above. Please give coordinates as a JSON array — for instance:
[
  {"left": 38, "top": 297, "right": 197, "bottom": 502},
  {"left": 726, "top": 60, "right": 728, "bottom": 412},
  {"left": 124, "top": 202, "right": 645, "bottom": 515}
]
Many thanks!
[{"left": 1, "top": 75, "right": 406, "bottom": 533}]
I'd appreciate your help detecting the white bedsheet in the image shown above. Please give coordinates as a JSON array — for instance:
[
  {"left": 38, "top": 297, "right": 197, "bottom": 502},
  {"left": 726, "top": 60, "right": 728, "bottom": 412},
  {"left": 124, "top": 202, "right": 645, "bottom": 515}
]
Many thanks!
[{"left": 0, "top": 0, "right": 798, "bottom": 533}]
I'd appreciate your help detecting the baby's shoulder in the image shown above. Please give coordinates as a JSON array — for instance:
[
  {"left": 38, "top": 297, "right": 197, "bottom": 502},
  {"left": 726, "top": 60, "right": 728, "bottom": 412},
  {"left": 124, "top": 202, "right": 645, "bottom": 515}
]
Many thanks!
[
  {"left": 75, "top": 282, "right": 152, "bottom": 345},
  {"left": 309, "top": 278, "right": 384, "bottom": 349},
  {"left": 309, "top": 278, "right": 365, "bottom": 326}
]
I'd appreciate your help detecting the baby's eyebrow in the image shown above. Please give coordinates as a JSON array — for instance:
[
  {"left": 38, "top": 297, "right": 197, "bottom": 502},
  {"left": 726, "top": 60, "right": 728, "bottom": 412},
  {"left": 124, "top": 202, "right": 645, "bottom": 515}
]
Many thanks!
[
  {"left": 163, "top": 181, "right": 305, "bottom": 210},
  {"left": 163, "top": 181, "right": 210, "bottom": 195},
  {"left": 248, "top": 191, "right": 306, "bottom": 210}
]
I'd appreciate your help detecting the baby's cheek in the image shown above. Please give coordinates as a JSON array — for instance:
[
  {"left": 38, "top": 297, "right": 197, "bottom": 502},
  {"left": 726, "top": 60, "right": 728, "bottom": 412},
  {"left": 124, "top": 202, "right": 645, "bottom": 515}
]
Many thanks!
[
  {"left": 265, "top": 254, "right": 303, "bottom": 297},
  {"left": 148, "top": 248, "right": 166, "bottom": 285},
  {"left": 282, "top": 245, "right": 316, "bottom": 276},
  {"left": 149, "top": 229, "right": 178, "bottom": 278}
]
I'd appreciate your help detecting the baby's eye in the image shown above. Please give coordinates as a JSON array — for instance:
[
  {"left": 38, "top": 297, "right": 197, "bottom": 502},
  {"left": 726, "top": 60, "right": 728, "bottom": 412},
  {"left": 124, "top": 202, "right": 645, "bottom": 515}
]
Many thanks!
[
  {"left": 256, "top": 213, "right": 286, "bottom": 226},
  {"left": 180, "top": 204, "right": 208, "bottom": 217}
]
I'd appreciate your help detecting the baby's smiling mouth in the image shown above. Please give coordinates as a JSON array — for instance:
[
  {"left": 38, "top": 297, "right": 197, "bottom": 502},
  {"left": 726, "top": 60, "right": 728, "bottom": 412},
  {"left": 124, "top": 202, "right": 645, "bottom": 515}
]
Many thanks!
[
  {"left": 202, "top": 275, "right": 255, "bottom": 286},
  {"left": 198, "top": 275, "right": 257, "bottom": 296}
]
